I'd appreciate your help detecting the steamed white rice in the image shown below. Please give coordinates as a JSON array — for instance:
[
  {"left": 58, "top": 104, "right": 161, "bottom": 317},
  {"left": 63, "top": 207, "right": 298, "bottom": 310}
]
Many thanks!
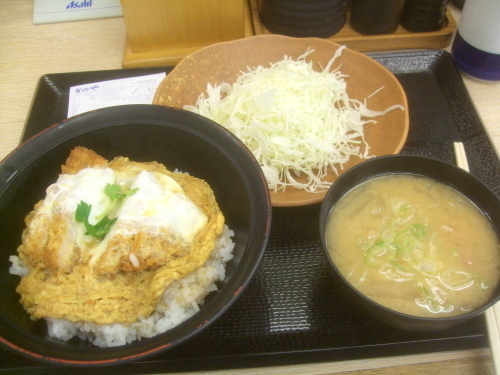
[{"left": 9, "top": 225, "right": 235, "bottom": 347}]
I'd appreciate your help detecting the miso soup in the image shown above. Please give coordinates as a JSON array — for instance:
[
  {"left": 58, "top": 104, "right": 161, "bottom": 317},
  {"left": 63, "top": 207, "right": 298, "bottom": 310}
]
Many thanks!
[{"left": 326, "top": 174, "right": 500, "bottom": 318}]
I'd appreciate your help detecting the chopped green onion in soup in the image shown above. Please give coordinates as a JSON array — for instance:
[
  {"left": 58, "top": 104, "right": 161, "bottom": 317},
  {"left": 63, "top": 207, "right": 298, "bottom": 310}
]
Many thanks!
[{"left": 326, "top": 175, "right": 500, "bottom": 317}]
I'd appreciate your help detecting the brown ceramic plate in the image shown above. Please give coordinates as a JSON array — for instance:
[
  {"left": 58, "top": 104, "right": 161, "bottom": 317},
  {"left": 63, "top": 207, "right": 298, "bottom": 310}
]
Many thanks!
[{"left": 153, "top": 35, "right": 409, "bottom": 207}]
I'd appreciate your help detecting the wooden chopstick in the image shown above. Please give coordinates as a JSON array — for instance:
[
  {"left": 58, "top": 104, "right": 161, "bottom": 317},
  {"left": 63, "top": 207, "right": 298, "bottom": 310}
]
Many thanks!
[
  {"left": 486, "top": 305, "right": 500, "bottom": 375},
  {"left": 453, "top": 141, "right": 500, "bottom": 375},
  {"left": 453, "top": 141, "right": 470, "bottom": 172}
]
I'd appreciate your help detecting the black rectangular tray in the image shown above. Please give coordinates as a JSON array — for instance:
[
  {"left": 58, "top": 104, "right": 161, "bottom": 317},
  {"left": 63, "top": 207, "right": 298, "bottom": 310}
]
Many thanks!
[{"left": 2, "top": 50, "right": 499, "bottom": 374}]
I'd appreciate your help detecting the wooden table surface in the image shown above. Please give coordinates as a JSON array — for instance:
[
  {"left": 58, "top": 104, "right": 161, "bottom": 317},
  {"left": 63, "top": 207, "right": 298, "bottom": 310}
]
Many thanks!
[{"left": 0, "top": 1, "right": 498, "bottom": 374}]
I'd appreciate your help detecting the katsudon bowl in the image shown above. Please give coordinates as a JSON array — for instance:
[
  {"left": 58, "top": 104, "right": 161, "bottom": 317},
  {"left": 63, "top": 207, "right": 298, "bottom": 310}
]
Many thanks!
[
  {"left": 319, "top": 155, "right": 500, "bottom": 332},
  {"left": 0, "top": 104, "right": 272, "bottom": 366}
]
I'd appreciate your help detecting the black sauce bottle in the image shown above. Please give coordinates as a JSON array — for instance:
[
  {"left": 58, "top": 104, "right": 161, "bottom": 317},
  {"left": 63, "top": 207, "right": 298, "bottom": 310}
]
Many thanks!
[
  {"left": 400, "top": 0, "right": 448, "bottom": 32},
  {"left": 260, "top": 0, "right": 348, "bottom": 38},
  {"left": 350, "top": 0, "right": 406, "bottom": 35}
]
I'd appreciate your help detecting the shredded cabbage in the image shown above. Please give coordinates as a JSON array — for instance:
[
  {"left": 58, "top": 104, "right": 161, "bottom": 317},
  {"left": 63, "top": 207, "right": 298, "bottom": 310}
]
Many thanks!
[{"left": 184, "top": 47, "right": 404, "bottom": 192}]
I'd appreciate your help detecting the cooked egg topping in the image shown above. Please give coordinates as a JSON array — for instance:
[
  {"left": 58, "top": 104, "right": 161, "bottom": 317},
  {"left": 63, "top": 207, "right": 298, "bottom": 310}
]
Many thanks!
[
  {"left": 114, "top": 170, "right": 207, "bottom": 240},
  {"left": 16, "top": 147, "right": 224, "bottom": 325},
  {"left": 43, "top": 167, "right": 115, "bottom": 225},
  {"left": 88, "top": 170, "right": 208, "bottom": 272}
]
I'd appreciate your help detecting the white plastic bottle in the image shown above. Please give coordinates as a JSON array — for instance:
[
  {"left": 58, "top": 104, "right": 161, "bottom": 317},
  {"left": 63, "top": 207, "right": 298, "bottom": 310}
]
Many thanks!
[{"left": 451, "top": 0, "right": 500, "bottom": 81}]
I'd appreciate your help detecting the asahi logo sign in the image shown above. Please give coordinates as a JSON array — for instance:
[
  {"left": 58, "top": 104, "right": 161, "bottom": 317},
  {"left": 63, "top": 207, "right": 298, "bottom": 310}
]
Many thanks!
[
  {"left": 66, "top": 0, "right": 93, "bottom": 9},
  {"left": 33, "top": 0, "right": 122, "bottom": 24}
]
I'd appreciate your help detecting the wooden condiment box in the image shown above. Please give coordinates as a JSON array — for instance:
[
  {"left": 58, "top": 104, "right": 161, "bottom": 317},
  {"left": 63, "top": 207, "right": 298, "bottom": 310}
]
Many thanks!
[{"left": 121, "top": 0, "right": 252, "bottom": 68}]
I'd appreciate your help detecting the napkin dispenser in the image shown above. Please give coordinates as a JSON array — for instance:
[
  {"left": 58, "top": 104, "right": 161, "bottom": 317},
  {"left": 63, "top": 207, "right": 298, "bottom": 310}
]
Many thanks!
[{"left": 121, "top": 0, "right": 250, "bottom": 68}]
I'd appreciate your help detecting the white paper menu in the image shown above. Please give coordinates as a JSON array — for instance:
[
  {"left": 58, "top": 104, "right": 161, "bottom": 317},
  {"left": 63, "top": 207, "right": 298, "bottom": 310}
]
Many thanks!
[
  {"left": 33, "top": 0, "right": 123, "bottom": 24},
  {"left": 67, "top": 72, "right": 167, "bottom": 118}
]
